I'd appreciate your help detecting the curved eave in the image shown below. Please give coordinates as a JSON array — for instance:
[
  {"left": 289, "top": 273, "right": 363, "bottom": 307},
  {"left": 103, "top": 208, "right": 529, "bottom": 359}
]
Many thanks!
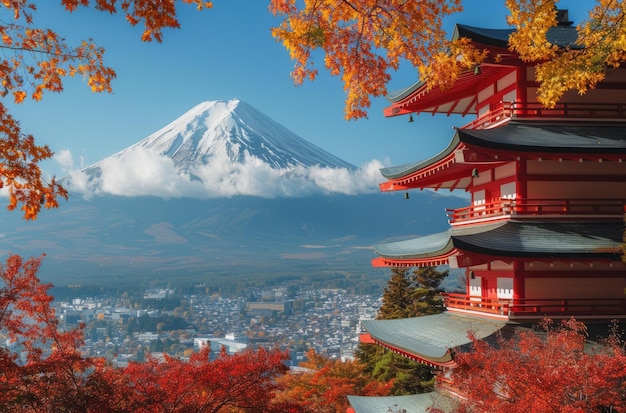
[
  {"left": 384, "top": 65, "right": 512, "bottom": 118},
  {"left": 379, "top": 123, "right": 626, "bottom": 192},
  {"left": 385, "top": 25, "right": 517, "bottom": 105},
  {"left": 380, "top": 162, "right": 480, "bottom": 192},
  {"left": 452, "top": 221, "right": 623, "bottom": 259},
  {"left": 372, "top": 222, "right": 623, "bottom": 267},
  {"left": 453, "top": 23, "right": 580, "bottom": 49},
  {"left": 385, "top": 23, "right": 580, "bottom": 117},
  {"left": 373, "top": 230, "right": 455, "bottom": 259},
  {"left": 361, "top": 313, "right": 509, "bottom": 367},
  {"left": 457, "top": 122, "right": 626, "bottom": 155},
  {"left": 452, "top": 24, "right": 513, "bottom": 48},
  {"left": 380, "top": 134, "right": 462, "bottom": 179},
  {"left": 369, "top": 337, "right": 457, "bottom": 368},
  {"left": 372, "top": 230, "right": 458, "bottom": 267},
  {"left": 372, "top": 251, "right": 458, "bottom": 268},
  {"left": 386, "top": 79, "right": 425, "bottom": 104},
  {"left": 379, "top": 134, "right": 476, "bottom": 192}
]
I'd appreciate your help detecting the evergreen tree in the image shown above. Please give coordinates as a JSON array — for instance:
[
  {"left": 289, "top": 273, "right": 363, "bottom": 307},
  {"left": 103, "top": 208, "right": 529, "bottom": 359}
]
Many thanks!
[
  {"left": 377, "top": 267, "right": 448, "bottom": 320},
  {"left": 409, "top": 266, "right": 448, "bottom": 316},
  {"left": 357, "top": 266, "right": 448, "bottom": 395},
  {"left": 370, "top": 349, "right": 435, "bottom": 395},
  {"left": 377, "top": 267, "right": 414, "bottom": 320}
]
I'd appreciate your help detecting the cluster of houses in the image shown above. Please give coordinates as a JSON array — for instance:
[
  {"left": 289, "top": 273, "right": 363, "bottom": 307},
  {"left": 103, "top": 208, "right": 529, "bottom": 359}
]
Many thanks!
[{"left": 52, "top": 287, "right": 382, "bottom": 365}]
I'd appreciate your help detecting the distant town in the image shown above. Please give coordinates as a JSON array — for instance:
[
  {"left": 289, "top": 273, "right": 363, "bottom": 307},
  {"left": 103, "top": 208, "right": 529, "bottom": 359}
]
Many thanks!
[{"left": 52, "top": 285, "right": 383, "bottom": 366}]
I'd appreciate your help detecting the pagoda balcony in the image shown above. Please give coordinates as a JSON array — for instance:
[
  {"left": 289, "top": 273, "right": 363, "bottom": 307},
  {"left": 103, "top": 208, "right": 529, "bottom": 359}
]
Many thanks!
[
  {"left": 442, "top": 292, "right": 626, "bottom": 320},
  {"left": 446, "top": 198, "right": 625, "bottom": 226},
  {"left": 462, "top": 101, "right": 626, "bottom": 130}
]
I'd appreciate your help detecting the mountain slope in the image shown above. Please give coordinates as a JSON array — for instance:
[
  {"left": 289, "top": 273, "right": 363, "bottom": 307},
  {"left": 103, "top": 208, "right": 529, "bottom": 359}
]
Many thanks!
[
  {"left": 71, "top": 99, "right": 368, "bottom": 198},
  {"left": 92, "top": 99, "right": 354, "bottom": 172}
]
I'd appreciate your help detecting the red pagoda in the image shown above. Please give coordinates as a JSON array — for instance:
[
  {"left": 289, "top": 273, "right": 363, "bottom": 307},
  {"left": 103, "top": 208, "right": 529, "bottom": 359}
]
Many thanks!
[{"left": 355, "top": 7, "right": 625, "bottom": 393}]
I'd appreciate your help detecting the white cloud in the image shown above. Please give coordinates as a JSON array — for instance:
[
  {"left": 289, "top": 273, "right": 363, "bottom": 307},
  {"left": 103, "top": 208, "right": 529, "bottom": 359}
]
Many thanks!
[
  {"left": 65, "top": 169, "right": 93, "bottom": 197},
  {"left": 55, "top": 149, "right": 75, "bottom": 171},
  {"left": 60, "top": 147, "right": 388, "bottom": 199}
]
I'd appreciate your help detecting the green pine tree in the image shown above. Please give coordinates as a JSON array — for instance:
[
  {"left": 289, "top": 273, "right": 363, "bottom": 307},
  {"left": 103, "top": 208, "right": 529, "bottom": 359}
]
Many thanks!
[
  {"left": 409, "top": 266, "right": 448, "bottom": 316},
  {"left": 357, "top": 266, "right": 448, "bottom": 395},
  {"left": 377, "top": 267, "right": 414, "bottom": 320}
]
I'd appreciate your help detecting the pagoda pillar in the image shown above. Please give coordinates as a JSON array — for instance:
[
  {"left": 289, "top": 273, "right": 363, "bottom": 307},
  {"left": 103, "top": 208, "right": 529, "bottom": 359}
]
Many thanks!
[
  {"left": 516, "top": 160, "right": 527, "bottom": 213},
  {"left": 512, "top": 261, "right": 525, "bottom": 302}
]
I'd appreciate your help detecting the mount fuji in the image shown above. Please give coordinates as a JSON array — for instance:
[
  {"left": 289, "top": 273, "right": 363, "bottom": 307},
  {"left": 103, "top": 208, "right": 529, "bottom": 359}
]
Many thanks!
[
  {"left": 0, "top": 99, "right": 465, "bottom": 289},
  {"left": 67, "top": 99, "right": 378, "bottom": 198},
  {"left": 115, "top": 99, "right": 354, "bottom": 170}
]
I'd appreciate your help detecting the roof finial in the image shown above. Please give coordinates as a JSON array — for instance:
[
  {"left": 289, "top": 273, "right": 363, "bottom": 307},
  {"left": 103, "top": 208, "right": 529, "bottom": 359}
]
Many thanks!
[{"left": 556, "top": 9, "right": 573, "bottom": 26}]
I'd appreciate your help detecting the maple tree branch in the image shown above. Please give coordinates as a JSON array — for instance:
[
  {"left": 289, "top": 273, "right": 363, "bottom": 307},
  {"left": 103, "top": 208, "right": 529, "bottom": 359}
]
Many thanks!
[
  {"left": 340, "top": 0, "right": 359, "bottom": 14},
  {"left": 0, "top": 44, "right": 81, "bottom": 61}
]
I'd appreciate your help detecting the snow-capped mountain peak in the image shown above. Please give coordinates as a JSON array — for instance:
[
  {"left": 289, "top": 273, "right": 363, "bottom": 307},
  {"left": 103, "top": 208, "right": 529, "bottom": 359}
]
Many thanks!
[
  {"left": 103, "top": 98, "right": 355, "bottom": 171},
  {"left": 69, "top": 99, "right": 383, "bottom": 199}
]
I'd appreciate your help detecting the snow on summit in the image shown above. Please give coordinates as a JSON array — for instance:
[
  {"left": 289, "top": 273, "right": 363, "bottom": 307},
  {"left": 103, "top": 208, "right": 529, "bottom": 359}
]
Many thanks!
[
  {"left": 63, "top": 99, "right": 385, "bottom": 198},
  {"left": 121, "top": 99, "right": 355, "bottom": 171}
]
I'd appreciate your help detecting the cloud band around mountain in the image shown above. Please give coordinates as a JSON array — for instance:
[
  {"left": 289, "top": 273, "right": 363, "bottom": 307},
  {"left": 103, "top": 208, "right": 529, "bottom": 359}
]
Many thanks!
[{"left": 59, "top": 147, "right": 387, "bottom": 199}]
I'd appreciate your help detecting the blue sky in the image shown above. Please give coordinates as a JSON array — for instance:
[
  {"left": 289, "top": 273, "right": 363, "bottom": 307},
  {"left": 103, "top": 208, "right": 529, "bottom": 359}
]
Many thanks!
[{"left": 9, "top": 1, "right": 592, "bottom": 178}]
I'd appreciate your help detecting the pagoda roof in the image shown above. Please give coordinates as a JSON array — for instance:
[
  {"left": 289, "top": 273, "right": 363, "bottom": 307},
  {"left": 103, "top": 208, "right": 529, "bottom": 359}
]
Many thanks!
[
  {"left": 458, "top": 122, "right": 626, "bottom": 154},
  {"left": 373, "top": 221, "right": 623, "bottom": 267},
  {"left": 380, "top": 133, "right": 461, "bottom": 180},
  {"left": 347, "top": 393, "right": 457, "bottom": 413},
  {"left": 374, "top": 230, "right": 454, "bottom": 260},
  {"left": 379, "top": 122, "right": 626, "bottom": 187},
  {"left": 361, "top": 312, "right": 513, "bottom": 367},
  {"left": 452, "top": 23, "right": 579, "bottom": 51},
  {"left": 385, "top": 22, "right": 579, "bottom": 116}
]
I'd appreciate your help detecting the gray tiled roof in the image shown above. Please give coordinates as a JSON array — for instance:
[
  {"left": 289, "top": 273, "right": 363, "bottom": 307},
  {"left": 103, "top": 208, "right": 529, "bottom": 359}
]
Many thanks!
[
  {"left": 348, "top": 393, "right": 457, "bottom": 413},
  {"left": 387, "top": 23, "right": 580, "bottom": 103},
  {"left": 379, "top": 135, "right": 461, "bottom": 179},
  {"left": 380, "top": 123, "right": 626, "bottom": 180},
  {"left": 386, "top": 80, "right": 425, "bottom": 102},
  {"left": 453, "top": 23, "right": 579, "bottom": 49},
  {"left": 362, "top": 313, "right": 510, "bottom": 363},
  {"left": 374, "top": 221, "right": 623, "bottom": 260},
  {"left": 373, "top": 230, "right": 453, "bottom": 259},
  {"left": 379, "top": 159, "right": 424, "bottom": 180},
  {"left": 453, "top": 221, "right": 622, "bottom": 258},
  {"left": 452, "top": 24, "right": 513, "bottom": 47},
  {"left": 458, "top": 122, "right": 626, "bottom": 153}
]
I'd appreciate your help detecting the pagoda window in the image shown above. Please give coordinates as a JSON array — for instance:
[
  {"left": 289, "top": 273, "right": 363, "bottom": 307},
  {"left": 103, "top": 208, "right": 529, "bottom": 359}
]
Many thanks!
[
  {"left": 472, "top": 190, "right": 486, "bottom": 217},
  {"left": 500, "top": 182, "right": 516, "bottom": 200},
  {"left": 473, "top": 190, "right": 485, "bottom": 205},
  {"left": 497, "top": 278, "right": 513, "bottom": 299},
  {"left": 501, "top": 89, "right": 516, "bottom": 105},
  {"left": 469, "top": 275, "right": 482, "bottom": 301}
]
